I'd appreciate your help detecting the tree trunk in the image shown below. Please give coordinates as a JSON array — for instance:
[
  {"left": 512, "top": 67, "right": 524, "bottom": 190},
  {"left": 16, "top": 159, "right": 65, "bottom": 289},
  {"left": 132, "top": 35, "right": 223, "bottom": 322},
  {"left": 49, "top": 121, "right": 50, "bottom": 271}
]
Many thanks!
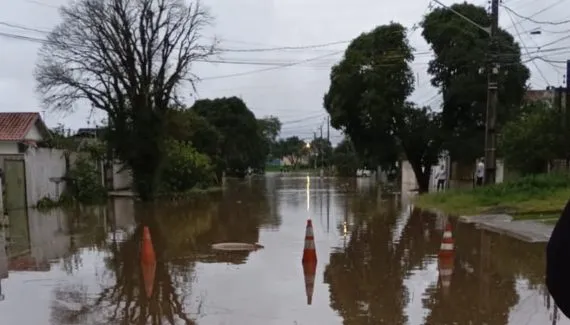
[
  {"left": 132, "top": 169, "right": 159, "bottom": 202},
  {"left": 409, "top": 160, "right": 431, "bottom": 193},
  {"left": 417, "top": 171, "right": 431, "bottom": 193}
]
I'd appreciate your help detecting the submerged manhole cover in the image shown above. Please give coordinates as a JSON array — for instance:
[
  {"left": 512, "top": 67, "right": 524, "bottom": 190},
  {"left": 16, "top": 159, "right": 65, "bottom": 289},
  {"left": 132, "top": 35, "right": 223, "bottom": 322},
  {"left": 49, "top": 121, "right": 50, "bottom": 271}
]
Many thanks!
[{"left": 211, "top": 242, "right": 264, "bottom": 251}]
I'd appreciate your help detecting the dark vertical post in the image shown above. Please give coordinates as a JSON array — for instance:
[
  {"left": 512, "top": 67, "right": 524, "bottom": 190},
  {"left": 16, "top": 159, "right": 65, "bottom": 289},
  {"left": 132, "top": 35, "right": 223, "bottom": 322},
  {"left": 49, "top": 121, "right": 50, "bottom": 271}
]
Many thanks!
[{"left": 484, "top": 0, "right": 499, "bottom": 185}]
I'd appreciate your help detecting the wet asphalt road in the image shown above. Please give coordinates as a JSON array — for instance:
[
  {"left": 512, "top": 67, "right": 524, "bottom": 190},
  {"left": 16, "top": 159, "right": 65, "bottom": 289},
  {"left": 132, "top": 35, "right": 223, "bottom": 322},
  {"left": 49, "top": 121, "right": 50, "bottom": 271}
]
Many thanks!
[{"left": 0, "top": 173, "right": 564, "bottom": 324}]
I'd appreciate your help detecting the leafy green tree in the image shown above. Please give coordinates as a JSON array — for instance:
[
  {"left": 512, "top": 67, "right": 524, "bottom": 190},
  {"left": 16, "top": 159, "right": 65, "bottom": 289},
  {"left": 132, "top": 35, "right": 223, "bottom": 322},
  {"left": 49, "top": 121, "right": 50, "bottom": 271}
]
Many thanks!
[
  {"left": 68, "top": 156, "right": 107, "bottom": 204},
  {"left": 421, "top": 3, "right": 530, "bottom": 163},
  {"left": 165, "top": 107, "right": 223, "bottom": 178},
  {"left": 257, "top": 116, "right": 282, "bottom": 144},
  {"left": 332, "top": 138, "right": 360, "bottom": 176},
  {"left": 257, "top": 116, "right": 282, "bottom": 160},
  {"left": 500, "top": 102, "right": 565, "bottom": 174},
  {"left": 161, "top": 140, "right": 215, "bottom": 192},
  {"left": 309, "top": 137, "right": 333, "bottom": 167},
  {"left": 274, "top": 136, "right": 308, "bottom": 167},
  {"left": 394, "top": 104, "right": 444, "bottom": 192},
  {"left": 35, "top": 0, "right": 215, "bottom": 201},
  {"left": 323, "top": 23, "right": 414, "bottom": 170},
  {"left": 191, "top": 97, "right": 267, "bottom": 177},
  {"left": 323, "top": 23, "right": 442, "bottom": 190}
]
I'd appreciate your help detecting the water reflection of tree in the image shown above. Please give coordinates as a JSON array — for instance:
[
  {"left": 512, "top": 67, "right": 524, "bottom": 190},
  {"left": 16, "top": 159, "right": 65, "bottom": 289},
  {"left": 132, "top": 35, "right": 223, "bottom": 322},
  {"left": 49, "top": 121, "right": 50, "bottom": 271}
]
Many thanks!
[
  {"left": 395, "top": 208, "right": 441, "bottom": 271},
  {"left": 324, "top": 194, "right": 409, "bottom": 325},
  {"left": 263, "top": 175, "right": 282, "bottom": 229},
  {"left": 421, "top": 218, "right": 539, "bottom": 324},
  {"left": 52, "top": 214, "right": 196, "bottom": 325},
  {"left": 51, "top": 180, "right": 274, "bottom": 323}
]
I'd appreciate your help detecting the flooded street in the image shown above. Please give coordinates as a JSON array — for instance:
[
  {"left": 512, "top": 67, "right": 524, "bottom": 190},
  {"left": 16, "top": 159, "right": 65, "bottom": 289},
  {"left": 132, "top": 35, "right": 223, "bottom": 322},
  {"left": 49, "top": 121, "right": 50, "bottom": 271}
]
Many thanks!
[{"left": 0, "top": 174, "right": 564, "bottom": 324}]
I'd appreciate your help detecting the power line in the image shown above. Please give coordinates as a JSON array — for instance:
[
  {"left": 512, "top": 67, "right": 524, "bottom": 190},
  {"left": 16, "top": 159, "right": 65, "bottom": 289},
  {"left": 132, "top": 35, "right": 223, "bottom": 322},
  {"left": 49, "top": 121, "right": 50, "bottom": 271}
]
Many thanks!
[
  {"left": 280, "top": 114, "right": 327, "bottom": 126},
  {"left": 503, "top": 0, "right": 566, "bottom": 31},
  {"left": 200, "top": 51, "right": 344, "bottom": 80},
  {"left": 0, "top": 27, "right": 427, "bottom": 67},
  {"left": 23, "top": 0, "right": 58, "bottom": 9},
  {"left": 502, "top": 4, "right": 570, "bottom": 25},
  {"left": 0, "top": 17, "right": 348, "bottom": 53},
  {"left": 537, "top": 34, "right": 570, "bottom": 49},
  {"left": 218, "top": 40, "right": 350, "bottom": 53},
  {"left": 505, "top": 8, "right": 551, "bottom": 86}
]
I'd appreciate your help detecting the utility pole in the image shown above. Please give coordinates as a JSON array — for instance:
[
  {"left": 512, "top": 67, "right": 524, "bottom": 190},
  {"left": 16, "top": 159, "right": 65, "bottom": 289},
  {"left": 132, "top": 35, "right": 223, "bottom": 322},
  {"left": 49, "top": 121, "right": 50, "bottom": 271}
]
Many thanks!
[
  {"left": 432, "top": 0, "right": 497, "bottom": 185},
  {"left": 313, "top": 132, "right": 317, "bottom": 170},
  {"left": 484, "top": 0, "right": 499, "bottom": 185},
  {"left": 327, "top": 116, "right": 330, "bottom": 174},
  {"left": 555, "top": 86, "right": 563, "bottom": 113},
  {"left": 560, "top": 60, "right": 570, "bottom": 170},
  {"left": 326, "top": 116, "right": 330, "bottom": 142},
  {"left": 566, "top": 60, "right": 570, "bottom": 118},
  {"left": 319, "top": 125, "right": 324, "bottom": 169}
]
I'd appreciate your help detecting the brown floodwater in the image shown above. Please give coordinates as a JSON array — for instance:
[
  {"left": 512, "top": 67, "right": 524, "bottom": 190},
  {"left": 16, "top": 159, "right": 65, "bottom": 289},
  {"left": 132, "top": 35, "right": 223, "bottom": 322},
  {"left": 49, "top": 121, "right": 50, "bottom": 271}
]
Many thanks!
[{"left": 0, "top": 174, "right": 565, "bottom": 324}]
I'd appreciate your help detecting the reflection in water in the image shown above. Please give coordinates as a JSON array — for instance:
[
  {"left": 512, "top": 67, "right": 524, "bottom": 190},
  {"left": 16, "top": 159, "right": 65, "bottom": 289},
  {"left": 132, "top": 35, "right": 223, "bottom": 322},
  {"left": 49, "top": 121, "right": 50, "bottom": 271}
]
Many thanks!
[
  {"left": 0, "top": 176, "right": 565, "bottom": 324},
  {"left": 141, "top": 226, "right": 157, "bottom": 298}
]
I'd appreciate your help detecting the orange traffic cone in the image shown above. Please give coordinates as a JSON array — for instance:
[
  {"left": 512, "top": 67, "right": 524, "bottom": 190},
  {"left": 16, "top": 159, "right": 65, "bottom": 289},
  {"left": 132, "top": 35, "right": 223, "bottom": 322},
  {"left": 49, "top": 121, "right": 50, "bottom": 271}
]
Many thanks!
[
  {"left": 140, "top": 226, "right": 156, "bottom": 298},
  {"left": 438, "top": 253, "right": 454, "bottom": 296},
  {"left": 439, "top": 222, "right": 454, "bottom": 258},
  {"left": 302, "top": 219, "right": 317, "bottom": 263},
  {"left": 438, "top": 221, "right": 455, "bottom": 296},
  {"left": 302, "top": 259, "right": 317, "bottom": 305}
]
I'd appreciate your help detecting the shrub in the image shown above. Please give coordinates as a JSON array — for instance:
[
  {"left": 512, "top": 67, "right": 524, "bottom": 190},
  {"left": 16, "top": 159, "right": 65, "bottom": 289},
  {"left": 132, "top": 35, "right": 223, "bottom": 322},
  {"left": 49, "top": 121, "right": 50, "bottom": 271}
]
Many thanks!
[
  {"left": 420, "top": 172, "right": 570, "bottom": 210},
  {"left": 68, "top": 156, "right": 107, "bottom": 204},
  {"left": 161, "top": 140, "right": 216, "bottom": 193}
]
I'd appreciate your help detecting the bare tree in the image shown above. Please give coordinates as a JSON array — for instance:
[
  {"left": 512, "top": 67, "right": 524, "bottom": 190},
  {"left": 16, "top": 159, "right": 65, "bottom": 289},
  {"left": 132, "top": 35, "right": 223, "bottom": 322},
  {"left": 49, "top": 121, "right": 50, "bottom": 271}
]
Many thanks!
[{"left": 36, "top": 0, "right": 216, "bottom": 200}]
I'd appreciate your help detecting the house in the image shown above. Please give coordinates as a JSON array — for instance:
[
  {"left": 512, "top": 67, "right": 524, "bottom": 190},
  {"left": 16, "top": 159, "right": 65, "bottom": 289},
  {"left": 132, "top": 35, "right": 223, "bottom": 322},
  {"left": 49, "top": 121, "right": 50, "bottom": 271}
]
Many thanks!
[
  {"left": 525, "top": 88, "right": 555, "bottom": 104},
  {"left": 524, "top": 87, "right": 567, "bottom": 108},
  {"left": 0, "top": 112, "right": 50, "bottom": 155},
  {"left": 0, "top": 112, "right": 70, "bottom": 210}
]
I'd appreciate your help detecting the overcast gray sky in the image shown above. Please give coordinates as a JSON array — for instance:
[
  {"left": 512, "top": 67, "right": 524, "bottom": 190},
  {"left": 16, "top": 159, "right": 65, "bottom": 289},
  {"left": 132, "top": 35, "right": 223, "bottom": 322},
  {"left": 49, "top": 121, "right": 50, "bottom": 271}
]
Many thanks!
[{"left": 1, "top": 0, "right": 568, "bottom": 144}]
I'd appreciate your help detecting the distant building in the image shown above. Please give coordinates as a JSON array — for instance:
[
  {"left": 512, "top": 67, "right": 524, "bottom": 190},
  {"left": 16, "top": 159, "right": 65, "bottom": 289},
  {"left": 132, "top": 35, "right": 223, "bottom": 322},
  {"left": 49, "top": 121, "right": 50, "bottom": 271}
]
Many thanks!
[
  {"left": 74, "top": 127, "right": 107, "bottom": 139},
  {"left": 524, "top": 87, "right": 566, "bottom": 108}
]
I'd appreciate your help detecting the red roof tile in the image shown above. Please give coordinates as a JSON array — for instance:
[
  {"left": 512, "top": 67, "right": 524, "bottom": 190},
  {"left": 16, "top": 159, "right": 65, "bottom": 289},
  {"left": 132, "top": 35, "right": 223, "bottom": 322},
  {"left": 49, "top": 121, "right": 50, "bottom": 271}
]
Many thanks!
[{"left": 0, "top": 112, "right": 40, "bottom": 141}]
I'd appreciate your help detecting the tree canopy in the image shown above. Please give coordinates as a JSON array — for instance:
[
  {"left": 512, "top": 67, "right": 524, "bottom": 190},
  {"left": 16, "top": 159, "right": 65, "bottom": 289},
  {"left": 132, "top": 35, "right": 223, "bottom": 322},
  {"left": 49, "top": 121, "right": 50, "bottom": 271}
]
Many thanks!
[
  {"left": 35, "top": 0, "right": 215, "bottom": 200},
  {"left": 323, "top": 22, "right": 443, "bottom": 191},
  {"left": 500, "top": 102, "right": 566, "bottom": 174},
  {"left": 421, "top": 3, "right": 530, "bottom": 163},
  {"left": 274, "top": 136, "right": 308, "bottom": 166},
  {"left": 257, "top": 116, "right": 282, "bottom": 160},
  {"left": 332, "top": 138, "right": 360, "bottom": 177},
  {"left": 191, "top": 97, "right": 267, "bottom": 176},
  {"left": 309, "top": 137, "right": 333, "bottom": 168},
  {"left": 324, "top": 23, "right": 414, "bottom": 169}
]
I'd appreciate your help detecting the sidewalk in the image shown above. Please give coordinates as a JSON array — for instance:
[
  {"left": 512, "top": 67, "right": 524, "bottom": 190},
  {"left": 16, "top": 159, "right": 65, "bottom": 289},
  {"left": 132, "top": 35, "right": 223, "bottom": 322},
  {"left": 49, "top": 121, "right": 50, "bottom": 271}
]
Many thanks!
[{"left": 459, "top": 214, "right": 553, "bottom": 243}]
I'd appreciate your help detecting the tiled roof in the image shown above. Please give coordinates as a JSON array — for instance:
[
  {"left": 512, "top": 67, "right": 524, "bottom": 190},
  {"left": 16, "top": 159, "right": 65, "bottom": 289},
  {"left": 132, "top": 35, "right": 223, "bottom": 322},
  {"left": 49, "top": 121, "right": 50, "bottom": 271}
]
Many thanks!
[
  {"left": 0, "top": 112, "right": 40, "bottom": 141},
  {"left": 524, "top": 89, "right": 554, "bottom": 102}
]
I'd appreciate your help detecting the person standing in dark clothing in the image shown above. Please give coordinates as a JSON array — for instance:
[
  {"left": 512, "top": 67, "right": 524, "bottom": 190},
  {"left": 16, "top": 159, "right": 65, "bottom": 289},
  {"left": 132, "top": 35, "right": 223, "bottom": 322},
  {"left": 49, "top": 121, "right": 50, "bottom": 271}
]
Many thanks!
[{"left": 546, "top": 199, "right": 570, "bottom": 318}]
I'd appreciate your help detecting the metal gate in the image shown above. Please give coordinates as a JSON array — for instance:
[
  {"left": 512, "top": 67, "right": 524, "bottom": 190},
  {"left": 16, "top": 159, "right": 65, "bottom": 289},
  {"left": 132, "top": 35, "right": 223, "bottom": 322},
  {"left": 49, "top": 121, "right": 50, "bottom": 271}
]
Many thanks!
[{"left": 3, "top": 159, "right": 27, "bottom": 211}]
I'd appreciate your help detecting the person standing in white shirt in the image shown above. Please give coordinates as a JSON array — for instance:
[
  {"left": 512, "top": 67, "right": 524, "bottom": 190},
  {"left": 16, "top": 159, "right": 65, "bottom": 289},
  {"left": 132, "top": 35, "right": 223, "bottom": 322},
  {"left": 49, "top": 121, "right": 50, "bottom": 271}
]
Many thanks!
[
  {"left": 436, "top": 165, "right": 447, "bottom": 191},
  {"left": 475, "top": 159, "right": 485, "bottom": 186}
]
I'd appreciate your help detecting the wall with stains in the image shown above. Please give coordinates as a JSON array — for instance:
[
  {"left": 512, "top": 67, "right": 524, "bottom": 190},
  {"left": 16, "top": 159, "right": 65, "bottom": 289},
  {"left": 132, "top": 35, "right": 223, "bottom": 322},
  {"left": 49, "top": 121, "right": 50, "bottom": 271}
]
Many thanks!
[{"left": 24, "top": 148, "right": 72, "bottom": 207}]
